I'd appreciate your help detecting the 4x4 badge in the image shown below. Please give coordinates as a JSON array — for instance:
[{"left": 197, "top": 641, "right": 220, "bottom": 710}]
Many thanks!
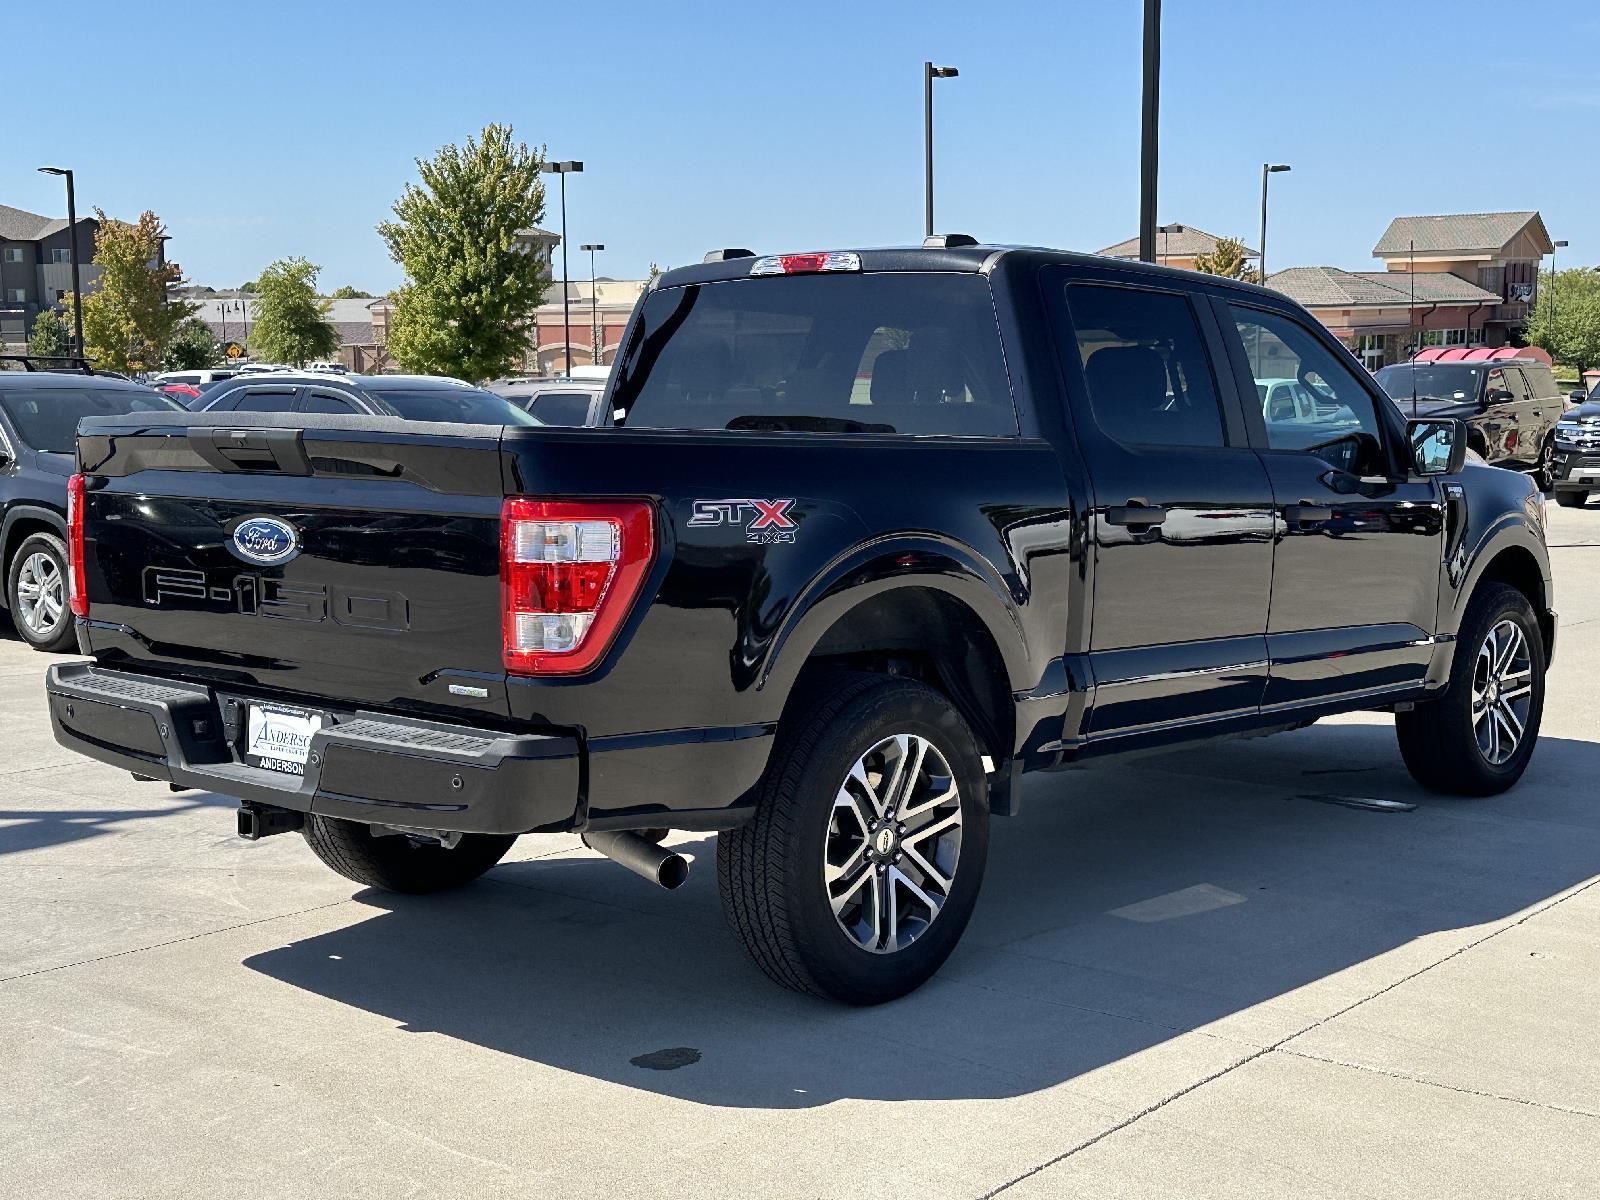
[{"left": 687, "top": 498, "right": 798, "bottom": 544}]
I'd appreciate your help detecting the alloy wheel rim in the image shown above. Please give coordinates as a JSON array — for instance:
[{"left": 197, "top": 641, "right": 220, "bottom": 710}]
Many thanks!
[
  {"left": 824, "top": 733, "right": 963, "bottom": 955},
  {"left": 1472, "top": 618, "right": 1533, "bottom": 766},
  {"left": 15, "top": 551, "right": 65, "bottom": 637}
]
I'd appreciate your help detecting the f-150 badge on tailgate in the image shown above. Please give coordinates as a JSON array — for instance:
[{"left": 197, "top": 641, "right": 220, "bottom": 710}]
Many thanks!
[{"left": 688, "top": 498, "right": 798, "bottom": 544}]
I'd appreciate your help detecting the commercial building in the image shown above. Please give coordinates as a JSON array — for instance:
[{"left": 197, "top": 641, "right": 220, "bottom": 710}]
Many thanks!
[
  {"left": 1098, "top": 225, "right": 1258, "bottom": 273},
  {"left": 0, "top": 204, "right": 101, "bottom": 351},
  {"left": 1269, "top": 211, "right": 1554, "bottom": 368}
]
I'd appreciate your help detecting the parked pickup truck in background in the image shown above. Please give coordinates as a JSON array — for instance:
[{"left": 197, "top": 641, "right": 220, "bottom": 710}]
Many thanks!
[{"left": 47, "top": 242, "right": 1556, "bottom": 1003}]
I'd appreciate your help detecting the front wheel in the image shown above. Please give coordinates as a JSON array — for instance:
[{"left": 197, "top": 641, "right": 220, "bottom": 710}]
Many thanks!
[
  {"left": 1396, "top": 583, "right": 1545, "bottom": 795},
  {"left": 301, "top": 815, "right": 517, "bottom": 893},
  {"left": 717, "top": 675, "right": 989, "bottom": 1004},
  {"left": 1554, "top": 490, "right": 1588, "bottom": 509}
]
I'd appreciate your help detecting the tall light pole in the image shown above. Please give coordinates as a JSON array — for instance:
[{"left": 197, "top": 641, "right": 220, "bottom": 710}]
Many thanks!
[
  {"left": 924, "top": 63, "right": 959, "bottom": 238},
  {"left": 541, "top": 161, "right": 584, "bottom": 376},
  {"left": 1547, "top": 238, "right": 1568, "bottom": 343},
  {"left": 1137, "top": 0, "right": 1161, "bottom": 262},
  {"left": 1258, "top": 163, "right": 1291, "bottom": 284},
  {"left": 36, "top": 167, "right": 84, "bottom": 359},
  {"left": 1158, "top": 223, "right": 1184, "bottom": 267},
  {"left": 580, "top": 243, "right": 604, "bottom": 364}
]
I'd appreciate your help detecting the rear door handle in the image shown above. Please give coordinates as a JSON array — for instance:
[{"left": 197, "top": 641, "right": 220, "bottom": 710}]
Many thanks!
[
  {"left": 1284, "top": 502, "right": 1333, "bottom": 527},
  {"left": 1104, "top": 501, "right": 1168, "bottom": 528}
]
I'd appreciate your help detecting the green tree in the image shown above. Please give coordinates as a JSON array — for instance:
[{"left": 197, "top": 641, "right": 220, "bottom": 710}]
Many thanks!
[
  {"left": 1523, "top": 267, "right": 1600, "bottom": 372},
  {"left": 328, "top": 285, "right": 374, "bottom": 299},
  {"left": 645, "top": 262, "right": 663, "bottom": 288},
  {"left": 164, "top": 317, "right": 221, "bottom": 370},
  {"left": 378, "top": 123, "right": 549, "bottom": 381},
  {"left": 1193, "top": 236, "right": 1260, "bottom": 283},
  {"left": 76, "top": 210, "right": 196, "bottom": 373},
  {"left": 248, "top": 257, "right": 340, "bottom": 366},
  {"left": 27, "top": 309, "right": 71, "bottom": 359}
]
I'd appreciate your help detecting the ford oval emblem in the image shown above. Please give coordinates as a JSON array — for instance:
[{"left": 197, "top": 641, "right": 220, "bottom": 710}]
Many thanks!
[{"left": 231, "top": 516, "right": 300, "bottom": 566}]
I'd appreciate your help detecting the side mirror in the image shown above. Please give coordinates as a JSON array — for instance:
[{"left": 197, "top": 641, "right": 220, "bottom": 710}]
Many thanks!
[
  {"left": 1409, "top": 417, "right": 1468, "bottom": 476},
  {"left": 1570, "top": 390, "right": 1589, "bottom": 405},
  {"left": 1486, "top": 388, "right": 1514, "bottom": 406}
]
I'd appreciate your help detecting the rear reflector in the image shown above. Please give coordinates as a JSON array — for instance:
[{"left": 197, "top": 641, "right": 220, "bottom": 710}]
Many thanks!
[
  {"left": 67, "top": 473, "right": 88, "bottom": 619},
  {"left": 750, "top": 251, "right": 861, "bottom": 276},
  {"left": 500, "top": 498, "right": 654, "bottom": 675}
]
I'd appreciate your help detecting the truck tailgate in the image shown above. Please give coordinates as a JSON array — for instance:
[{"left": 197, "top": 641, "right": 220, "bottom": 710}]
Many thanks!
[{"left": 76, "top": 413, "right": 513, "bottom": 720}]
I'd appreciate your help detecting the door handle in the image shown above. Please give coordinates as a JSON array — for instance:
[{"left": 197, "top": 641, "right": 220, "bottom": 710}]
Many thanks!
[
  {"left": 1284, "top": 502, "right": 1333, "bottom": 527},
  {"left": 1104, "top": 501, "right": 1168, "bottom": 528}
]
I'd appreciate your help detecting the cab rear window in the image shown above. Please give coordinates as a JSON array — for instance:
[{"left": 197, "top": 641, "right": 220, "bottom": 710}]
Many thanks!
[{"left": 612, "top": 273, "right": 1016, "bottom": 436}]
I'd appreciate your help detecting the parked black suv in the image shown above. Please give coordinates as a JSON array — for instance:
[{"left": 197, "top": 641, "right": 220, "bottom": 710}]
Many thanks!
[
  {"left": 47, "top": 243, "right": 1555, "bottom": 1003},
  {"left": 198, "top": 372, "right": 541, "bottom": 424},
  {"left": 1, "top": 371, "right": 184, "bottom": 651},
  {"left": 1553, "top": 396, "right": 1600, "bottom": 507},
  {"left": 1375, "top": 358, "right": 1566, "bottom": 490},
  {"left": 488, "top": 378, "right": 609, "bottom": 426}
]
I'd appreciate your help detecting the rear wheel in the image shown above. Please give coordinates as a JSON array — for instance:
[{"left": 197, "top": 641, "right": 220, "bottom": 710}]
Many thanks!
[
  {"left": 1396, "top": 583, "right": 1544, "bottom": 795},
  {"left": 1554, "top": 490, "right": 1588, "bottom": 508},
  {"left": 717, "top": 675, "right": 989, "bottom": 1004},
  {"left": 1532, "top": 435, "right": 1557, "bottom": 493},
  {"left": 301, "top": 815, "right": 517, "bottom": 893},
  {"left": 6, "top": 532, "right": 76, "bottom": 653}
]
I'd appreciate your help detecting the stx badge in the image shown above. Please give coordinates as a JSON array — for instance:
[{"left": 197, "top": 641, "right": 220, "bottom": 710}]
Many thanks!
[{"left": 688, "top": 498, "right": 799, "bottom": 544}]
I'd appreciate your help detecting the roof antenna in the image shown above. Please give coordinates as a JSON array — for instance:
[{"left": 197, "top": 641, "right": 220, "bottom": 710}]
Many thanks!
[{"left": 1408, "top": 238, "right": 1419, "bottom": 417}]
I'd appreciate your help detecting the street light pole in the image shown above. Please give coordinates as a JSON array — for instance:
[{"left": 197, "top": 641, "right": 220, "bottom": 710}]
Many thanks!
[
  {"left": 1258, "top": 163, "right": 1291, "bottom": 284},
  {"left": 1548, "top": 239, "right": 1568, "bottom": 343},
  {"left": 923, "top": 63, "right": 958, "bottom": 238},
  {"left": 36, "top": 167, "right": 84, "bottom": 359},
  {"left": 1137, "top": 0, "right": 1161, "bottom": 263},
  {"left": 541, "top": 161, "right": 584, "bottom": 376},
  {"left": 581, "top": 243, "right": 604, "bottom": 364},
  {"left": 1157, "top": 223, "right": 1184, "bottom": 267}
]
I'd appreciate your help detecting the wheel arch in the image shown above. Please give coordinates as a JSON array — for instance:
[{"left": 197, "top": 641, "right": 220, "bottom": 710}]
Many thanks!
[
  {"left": 1470, "top": 542, "right": 1554, "bottom": 661},
  {"left": 763, "top": 546, "right": 1030, "bottom": 813},
  {"left": 1, "top": 505, "right": 69, "bottom": 612}
]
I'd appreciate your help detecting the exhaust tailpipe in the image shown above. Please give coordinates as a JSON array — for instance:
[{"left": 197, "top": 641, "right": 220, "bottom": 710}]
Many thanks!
[
  {"left": 238, "top": 804, "right": 305, "bottom": 841},
  {"left": 582, "top": 829, "right": 689, "bottom": 890}
]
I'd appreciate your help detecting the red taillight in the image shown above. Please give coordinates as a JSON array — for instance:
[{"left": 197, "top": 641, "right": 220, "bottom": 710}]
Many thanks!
[
  {"left": 500, "top": 498, "right": 654, "bottom": 675},
  {"left": 67, "top": 473, "right": 89, "bottom": 619}
]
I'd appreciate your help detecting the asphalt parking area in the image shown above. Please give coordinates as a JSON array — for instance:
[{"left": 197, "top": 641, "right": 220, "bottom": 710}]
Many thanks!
[{"left": 3, "top": 504, "right": 1597, "bottom": 1199}]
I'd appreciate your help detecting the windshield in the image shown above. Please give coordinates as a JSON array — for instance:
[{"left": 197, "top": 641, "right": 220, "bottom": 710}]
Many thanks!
[
  {"left": 374, "top": 387, "right": 542, "bottom": 425},
  {"left": 1375, "top": 363, "right": 1481, "bottom": 403},
  {"left": 0, "top": 387, "right": 186, "bottom": 453},
  {"left": 612, "top": 272, "right": 1016, "bottom": 435}
]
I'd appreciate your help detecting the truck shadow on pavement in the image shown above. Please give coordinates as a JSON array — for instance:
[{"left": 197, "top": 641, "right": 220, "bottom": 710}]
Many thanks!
[{"left": 243, "top": 720, "right": 1600, "bottom": 1108}]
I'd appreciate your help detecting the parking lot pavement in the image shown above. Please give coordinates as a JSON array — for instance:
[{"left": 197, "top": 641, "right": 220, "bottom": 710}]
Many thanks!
[{"left": 3, "top": 504, "right": 1597, "bottom": 1200}]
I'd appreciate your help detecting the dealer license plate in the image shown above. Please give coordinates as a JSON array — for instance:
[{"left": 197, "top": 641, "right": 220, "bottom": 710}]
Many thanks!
[{"left": 245, "top": 704, "right": 325, "bottom": 776}]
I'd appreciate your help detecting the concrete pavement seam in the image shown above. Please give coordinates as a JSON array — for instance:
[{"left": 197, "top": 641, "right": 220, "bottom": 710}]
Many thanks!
[
  {"left": 1274, "top": 1046, "right": 1599, "bottom": 1120},
  {"left": 0, "top": 898, "right": 353, "bottom": 986},
  {"left": 976, "top": 875, "right": 1600, "bottom": 1197}
]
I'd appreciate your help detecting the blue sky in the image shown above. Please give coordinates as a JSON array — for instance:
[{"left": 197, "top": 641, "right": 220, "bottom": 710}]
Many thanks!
[{"left": 10, "top": 0, "right": 1597, "bottom": 291}]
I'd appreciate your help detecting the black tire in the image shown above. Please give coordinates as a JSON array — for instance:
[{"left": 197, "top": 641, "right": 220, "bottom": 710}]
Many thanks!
[
  {"left": 1532, "top": 435, "right": 1557, "bottom": 493},
  {"left": 1396, "top": 583, "right": 1545, "bottom": 796},
  {"left": 5, "top": 532, "right": 76, "bottom": 653},
  {"left": 1554, "top": 490, "right": 1588, "bottom": 508},
  {"left": 301, "top": 815, "right": 516, "bottom": 893},
  {"left": 717, "top": 674, "right": 989, "bottom": 1005}
]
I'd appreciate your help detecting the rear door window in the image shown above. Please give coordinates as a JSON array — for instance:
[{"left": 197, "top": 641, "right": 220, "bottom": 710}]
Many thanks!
[
  {"left": 1063, "top": 283, "right": 1227, "bottom": 448},
  {"left": 613, "top": 272, "right": 1016, "bottom": 436},
  {"left": 301, "top": 390, "right": 361, "bottom": 414},
  {"left": 228, "top": 389, "right": 300, "bottom": 413},
  {"left": 527, "top": 391, "right": 596, "bottom": 426}
]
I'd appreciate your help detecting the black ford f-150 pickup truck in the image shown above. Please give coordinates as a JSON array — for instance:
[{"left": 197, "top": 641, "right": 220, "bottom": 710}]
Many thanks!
[{"left": 47, "top": 242, "right": 1556, "bottom": 1004}]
